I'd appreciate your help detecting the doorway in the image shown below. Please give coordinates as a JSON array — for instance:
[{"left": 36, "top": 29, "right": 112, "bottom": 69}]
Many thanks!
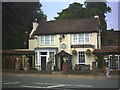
[
  {"left": 41, "top": 56, "right": 47, "bottom": 70},
  {"left": 60, "top": 56, "right": 64, "bottom": 70}
]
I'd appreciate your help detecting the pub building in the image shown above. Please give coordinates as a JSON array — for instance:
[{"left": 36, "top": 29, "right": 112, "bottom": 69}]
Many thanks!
[{"left": 29, "top": 16, "right": 101, "bottom": 71}]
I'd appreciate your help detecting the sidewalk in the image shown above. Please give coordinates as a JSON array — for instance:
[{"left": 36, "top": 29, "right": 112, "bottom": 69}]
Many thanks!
[{"left": 2, "top": 70, "right": 119, "bottom": 79}]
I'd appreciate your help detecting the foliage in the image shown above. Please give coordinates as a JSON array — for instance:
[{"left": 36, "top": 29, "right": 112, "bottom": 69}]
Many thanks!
[
  {"left": 92, "top": 56, "right": 98, "bottom": 61},
  {"left": 2, "top": 2, "right": 47, "bottom": 50},
  {"left": 85, "top": 49, "right": 92, "bottom": 56},
  {"left": 104, "top": 55, "right": 109, "bottom": 59},
  {"left": 72, "top": 50, "right": 77, "bottom": 55},
  {"left": 54, "top": 1, "right": 111, "bottom": 45},
  {"left": 95, "top": 54, "right": 104, "bottom": 69}
]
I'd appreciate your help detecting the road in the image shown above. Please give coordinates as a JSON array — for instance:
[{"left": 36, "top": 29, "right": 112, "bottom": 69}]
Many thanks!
[{"left": 2, "top": 74, "right": 119, "bottom": 89}]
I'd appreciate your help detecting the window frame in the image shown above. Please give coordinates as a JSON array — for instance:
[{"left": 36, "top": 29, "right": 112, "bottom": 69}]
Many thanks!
[
  {"left": 72, "top": 33, "right": 90, "bottom": 45},
  {"left": 40, "top": 35, "right": 55, "bottom": 45},
  {"left": 77, "top": 50, "right": 86, "bottom": 64}
]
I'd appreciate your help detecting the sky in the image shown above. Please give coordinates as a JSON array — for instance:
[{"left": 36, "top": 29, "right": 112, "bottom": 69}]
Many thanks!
[{"left": 40, "top": 0, "right": 119, "bottom": 30}]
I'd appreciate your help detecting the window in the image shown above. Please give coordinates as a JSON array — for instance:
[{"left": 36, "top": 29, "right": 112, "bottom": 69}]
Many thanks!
[
  {"left": 115, "top": 55, "right": 120, "bottom": 70},
  {"left": 40, "top": 35, "right": 55, "bottom": 45},
  {"left": 109, "top": 55, "right": 120, "bottom": 70},
  {"left": 73, "top": 33, "right": 90, "bottom": 44},
  {"left": 78, "top": 51, "right": 85, "bottom": 64},
  {"left": 85, "top": 34, "right": 89, "bottom": 43},
  {"left": 109, "top": 55, "right": 113, "bottom": 69},
  {"left": 79, "top": 34, "right": 84, "bottom": 44},
  {"left": 73, "top": 34, "right": 77, "bottom": 44}
]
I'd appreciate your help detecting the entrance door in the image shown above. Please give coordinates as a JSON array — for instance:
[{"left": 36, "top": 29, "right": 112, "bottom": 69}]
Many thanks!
[
  {"left": 60, "top": 56, "right": 64, "bottom": 70},
  {"left": 41, "top": 56, "right": 46, "bottom": 70}
]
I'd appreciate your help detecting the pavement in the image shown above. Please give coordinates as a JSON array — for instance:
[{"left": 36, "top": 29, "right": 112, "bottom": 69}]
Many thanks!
[{"left": 2, "top": 70, "right": 120, "bottom": 79}]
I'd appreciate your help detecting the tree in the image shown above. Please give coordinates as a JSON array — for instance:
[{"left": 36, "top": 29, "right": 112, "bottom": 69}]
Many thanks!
[
  {"left": 2, "top": 2, "right": 47, "bottom": 50},
  {"left": 54, "top": 1, "right": 111, "bottom": 45},
  {"left": 85, "top": 1, "right": 111, "bottom": 45}
]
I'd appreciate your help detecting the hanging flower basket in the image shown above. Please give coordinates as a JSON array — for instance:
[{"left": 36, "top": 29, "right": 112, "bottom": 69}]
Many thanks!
[
  {"left": 63, "top": 56, "right": 68, "bottom": 62},
  {"left": 92, "top": 56, "right": 98, "bottom": 61},
  {"left": 85, "top": 49, "right": 92, "bottom": 56},
  {"left": 104, "top": 55, "right": 109, "bottom": 60},
  {"left": 72, "top": 50, "right": 77, "bottom": 55}
]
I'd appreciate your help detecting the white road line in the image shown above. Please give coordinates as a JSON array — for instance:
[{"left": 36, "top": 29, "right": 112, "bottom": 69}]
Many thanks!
[
  {"left": 34, "top": 82, "right": 93, "bottom": 88},
  {"left": 34, "top": 82, "right": 61, "bottom": 85},
  {"left": 21, "top": 85, "right": 47, "bottom": 88},
  {"left": 47, "top": 85, "right": 66, "bottom": 88},
  {"left": 21, "top": 84, "right": 66, "bottom": 88},
  {"left": 76, "top": 85, "right": 93, "bottom": 87},
  {"left": 3, "top": 82, "right": 20, "bottom": 85}
]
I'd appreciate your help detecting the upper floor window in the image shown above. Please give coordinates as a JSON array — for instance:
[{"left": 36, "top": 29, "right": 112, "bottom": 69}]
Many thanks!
[
  {"left": 40, "top": 35, "right": 55, "bottom": 45},
  {"left": 73, "top": 33, "right": 90, "bottom": 44}
]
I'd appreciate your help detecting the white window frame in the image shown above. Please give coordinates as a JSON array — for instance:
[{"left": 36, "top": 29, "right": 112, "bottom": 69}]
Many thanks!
[
  {"left": 115, "top": 55, "right": 120, "bottom": 70},
  {"left": 72, "top": 33, "right": 90, "bottom": 45},
  {"left": 40, "top": 35, "right": 55, "bottom": 45},
  {"left": 109, "top": 55, "right": 120, "bottom": 70},
  {"left": 77, "top": 50, "right": 86, "bottom": 64}
]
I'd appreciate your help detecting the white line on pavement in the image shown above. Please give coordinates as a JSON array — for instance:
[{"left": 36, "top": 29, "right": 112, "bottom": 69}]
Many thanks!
[
  {"left": 76, "top": 85, "right": 93, "bottom": 87},
  {"left": 3, "top": 82, "right": 20, "bottom": 85},
  {"left": 21, "top": 85, "right": 47, "bottom": 88},
  {"left": 34, "top": 82, "right": 61, "bottom": 85},
  {"left": 47, "top": 85, "right": 66, "bottom": 88},
  {"left": 34, "top": 82, "right": 93, "bottom": 88}
]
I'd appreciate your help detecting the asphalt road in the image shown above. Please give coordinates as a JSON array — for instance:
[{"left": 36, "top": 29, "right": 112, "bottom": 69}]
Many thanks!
[{"left": 2, "top": 74, "right": 119, "bottom": 89}]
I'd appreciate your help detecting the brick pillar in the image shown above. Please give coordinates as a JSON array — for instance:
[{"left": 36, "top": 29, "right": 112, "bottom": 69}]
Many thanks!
[
  {"left": 24, "top": 61, "right": 29, "bottom": 72},
  {"left": 62, "top": 62, "right": 68, "bottom": 74},
  {"left": 92, "top": 61, "right": 97, "bottom": 74},
  {"left": 47, "top": 62, "right": 52, "bottom": 74},
  {"left": 15, "top": 61, "right": 20, "bottom": 72}
]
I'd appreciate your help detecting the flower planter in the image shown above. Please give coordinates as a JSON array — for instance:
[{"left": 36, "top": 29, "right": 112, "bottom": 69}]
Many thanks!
[{"left": 72, "top": 50, "right": 77, "bottom": 55}]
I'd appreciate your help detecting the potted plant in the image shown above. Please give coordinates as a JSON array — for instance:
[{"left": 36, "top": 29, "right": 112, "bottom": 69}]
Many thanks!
[
  {"left": 63, "top": 56, "right": 68, "bottom": 62},
  {"left": 72, "top": 50, "right": 77, "bottom": 55},
  {"left": 85, "top": 49, "right": 92, "bottom": 56}
]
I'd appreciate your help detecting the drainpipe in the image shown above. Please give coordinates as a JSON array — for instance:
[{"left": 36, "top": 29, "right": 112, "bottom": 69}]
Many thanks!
[{"left": 94, "top": 15, "right": 101, "bottom": 49}]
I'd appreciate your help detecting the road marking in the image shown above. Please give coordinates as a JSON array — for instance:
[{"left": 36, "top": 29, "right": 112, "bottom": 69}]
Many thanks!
[
  {"left": 21, "top": 84, "right": 66, "bottom": 88},
  {"left": 34, "top": 82, "right": 61, "bottom": 85},
  {"left": 34, "top": 82, "right": 93, "bottom": 88},
  {"left": 21, "top": 85, "right": 47, "bottom": 88},
  {"left": 47, "top": 85, "right": 66, "bottom": 88},
  {"left": 3, "top": 82, "right": 20, "bottom": 85},
  {"left": 76, "top": 85, "right": 93, "bottom": 87}
]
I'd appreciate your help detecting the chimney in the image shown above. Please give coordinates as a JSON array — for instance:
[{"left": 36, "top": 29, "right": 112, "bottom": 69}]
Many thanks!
[
  {"left": 29, "top": 19, "right": 39, "bottom": 37},
  {"left": 94, "top": 15, "right": 99, "bottom": 19},
  {"left": 33, "top": 19, "right": 39, "bottom": 30}
]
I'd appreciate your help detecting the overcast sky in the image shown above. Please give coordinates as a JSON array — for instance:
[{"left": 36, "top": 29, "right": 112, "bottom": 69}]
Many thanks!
[{"left": 41, "top": 0, "right": 119, "bottom": 30}]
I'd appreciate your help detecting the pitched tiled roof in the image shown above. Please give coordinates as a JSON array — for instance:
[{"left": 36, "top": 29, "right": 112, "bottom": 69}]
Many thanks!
[
  {"left": 33, "top": 18, "right": 99, "bottom": 35},
  {"left": 1, "top": 50, "right": 34, "bottom": 55},
  {"left": 93, "top": 46, "right": 120, "bottom": 54},
  {"left": 103, "top": 30, "right": 120, "bottom": 46}
]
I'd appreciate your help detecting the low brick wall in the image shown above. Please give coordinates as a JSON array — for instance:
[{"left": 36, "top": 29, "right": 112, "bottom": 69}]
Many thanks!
[{"left": 65, "top": 70, "right": 93, "bottom": 75}]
